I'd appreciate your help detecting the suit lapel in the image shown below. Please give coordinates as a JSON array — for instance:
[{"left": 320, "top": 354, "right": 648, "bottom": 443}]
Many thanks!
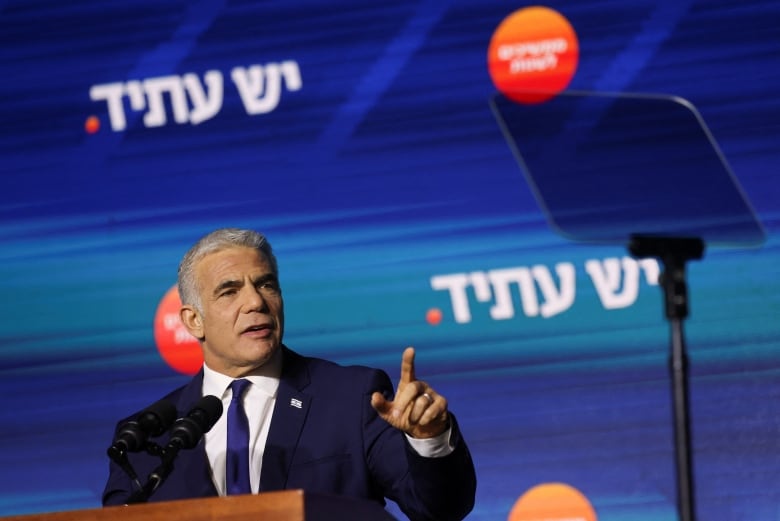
[
  {"left": 260, "top": 347, "right": 311, "bottom": 491},
  {"left": 170, "top": 371, "right": 219, "bottom": 498}
]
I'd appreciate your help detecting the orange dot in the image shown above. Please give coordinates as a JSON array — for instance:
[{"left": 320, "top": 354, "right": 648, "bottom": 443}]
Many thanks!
[
  {"left": 508, "top": 483, "right": 597, "bottom": 521},
  {"left": 488, "top": 6, "right": 579, "bottom": 104},
  {"left": 85, "top": 115, "right": 100, "bottom": 134},
  {"left": 153, "top": 285, "right": 203, "bottom": 375},
  {"left": 426, "top": 308, "right": 443, "bottom": 326}
]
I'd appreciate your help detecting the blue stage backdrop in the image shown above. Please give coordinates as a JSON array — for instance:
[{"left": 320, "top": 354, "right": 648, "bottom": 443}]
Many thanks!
[{"left": 1, "top": 1, "right": 779, "bottom": 520}]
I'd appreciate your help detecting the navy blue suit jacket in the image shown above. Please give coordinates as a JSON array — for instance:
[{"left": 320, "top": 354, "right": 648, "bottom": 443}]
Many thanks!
[{"left": 103, "top": 347, "right": 476, "bottom": 521}]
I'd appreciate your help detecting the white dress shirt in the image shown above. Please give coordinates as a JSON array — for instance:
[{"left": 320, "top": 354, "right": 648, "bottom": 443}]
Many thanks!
[{"left": 202, "top": 357, "right": 280, "bottom": 495}]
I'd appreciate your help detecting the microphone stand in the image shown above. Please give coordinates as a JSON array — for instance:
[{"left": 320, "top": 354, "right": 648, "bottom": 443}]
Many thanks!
[
  {"left": 106, "top": 446, "right": 144, "bottom": 495},
  {"left": 629, "top": 234, "right": 704, "bottom": 521},
  {"left": 115, "top": 396, "right": 223, "bottom": 504},
  {"left": 124, "top": 441, "right": 180, "bottom": 505}
]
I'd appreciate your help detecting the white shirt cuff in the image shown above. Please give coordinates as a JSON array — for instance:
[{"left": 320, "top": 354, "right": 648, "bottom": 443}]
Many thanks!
[{"left": 404, "top": 425, "right": 455, "bottom": 458}]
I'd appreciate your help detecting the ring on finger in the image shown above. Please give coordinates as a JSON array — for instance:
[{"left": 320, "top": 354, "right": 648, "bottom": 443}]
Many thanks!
[{"left": 421, "top": 392, "right": 433, "bottom": 404}]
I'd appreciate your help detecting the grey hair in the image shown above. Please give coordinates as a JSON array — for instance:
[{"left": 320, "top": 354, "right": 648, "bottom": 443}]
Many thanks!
[{"left": 177, "top": 228, "right": 278, "bottom": 313}]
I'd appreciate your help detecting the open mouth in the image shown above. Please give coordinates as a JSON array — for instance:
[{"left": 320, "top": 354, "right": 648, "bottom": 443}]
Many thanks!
[{"left": 243, "top": 324, "right": 272, "bottom": 335}]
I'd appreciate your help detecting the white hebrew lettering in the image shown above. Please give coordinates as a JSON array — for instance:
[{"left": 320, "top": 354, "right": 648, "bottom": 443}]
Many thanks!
[
  {"left": 90, "top": 61, "right": 301, "bottom": 131},
  {"left": 89, "top": 83, "right": 127, "bottom": 131},
  {"left": 431, "top": 258, "right": 658, "bottom": 325},
  {"left": 232, "top": 60, "right": 302, "bottom": 115},
  {"left": 467, "top": 272, "right": 492, "bottom": 303},
  {"left": 232, "top": 64, "right": 280, "bottom": 115},
  {"left": 431, "top": 262, "right": 578, "bottom": 324},
  {"left": 638, "top": 258, "right": 660, "bottom": 285},
  {"left": 279, "top": 60, "right": 303, "bottom": 91},
  {"left": 430, "top": 274, "right": 472, "bottom": 324},
  {"left": 142, "top": 76, "right": 189, "bottom": 127},
  {"left": 125, "top": 81, "right": 146, "bottom": 112},
  {"left": 585, "top": 256, "right": 660, "bottom": 309},
  {"left": 486, "top": 267, "right": 537, "bottom": 319},
  {"left": 586, "top": 257, "right": 636, "bottom": 309},
  {"left": 532, "top": 263, "right": 576, "bottom": 318},
  {"left": 182, "top": 70, "right": 223, "bottom": 125}
]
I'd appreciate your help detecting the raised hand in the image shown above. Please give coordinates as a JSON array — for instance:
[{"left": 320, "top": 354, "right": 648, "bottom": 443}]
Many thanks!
[{"left": 370, "top": 347, "right": 449, "bottom": 439}]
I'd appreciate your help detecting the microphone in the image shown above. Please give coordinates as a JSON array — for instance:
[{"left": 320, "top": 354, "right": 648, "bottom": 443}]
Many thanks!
[
  {"left": 107, "top": 397, "right": 177, "bottom": 495},
  {"left": 167, "top": 395, "right": 224, "bottom": 451},
  {"left": 126, "top": 395, "right": 223, "bottom": 504},
  {"left": 108, "top": 398, "right": 178, "bottom": 456}
]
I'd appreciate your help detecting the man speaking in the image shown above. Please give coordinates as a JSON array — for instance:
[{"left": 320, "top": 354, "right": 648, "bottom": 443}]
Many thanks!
[{"left": 103, "top": 228, "right": 477, "bottom": 521}]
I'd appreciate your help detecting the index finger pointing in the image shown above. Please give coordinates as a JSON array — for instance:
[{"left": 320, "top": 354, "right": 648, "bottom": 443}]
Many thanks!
[{"left": 400, "top": 346, "right": 416, "bottom": 384}]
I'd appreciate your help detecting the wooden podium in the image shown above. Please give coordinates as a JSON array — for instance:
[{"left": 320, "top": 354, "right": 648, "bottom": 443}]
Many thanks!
[{"left": 0, "top": 490, "right": 398, "bottom": 521}]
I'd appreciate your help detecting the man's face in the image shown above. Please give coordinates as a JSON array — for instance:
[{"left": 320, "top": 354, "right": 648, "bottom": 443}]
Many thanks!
[{"left": 180, "top": 246, "right": 284, "bottom": 377}]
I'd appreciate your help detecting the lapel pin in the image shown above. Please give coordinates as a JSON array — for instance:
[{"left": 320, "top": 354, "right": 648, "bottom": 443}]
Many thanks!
[{"left": 290, "top": 398, "right": 303, "bottom": 409}]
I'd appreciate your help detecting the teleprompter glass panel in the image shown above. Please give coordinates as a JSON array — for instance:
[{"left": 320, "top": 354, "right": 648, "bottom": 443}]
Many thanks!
[{"left": 490, "top": 90, "right": 765, "bottom": 248}]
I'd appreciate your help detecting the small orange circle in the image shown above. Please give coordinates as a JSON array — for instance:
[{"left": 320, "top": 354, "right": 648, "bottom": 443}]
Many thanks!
[
  {"left": 85, "top": 115, "right": 100, "bottom": 134},
  {"left": 488, "top": 6, "right": 579, "bottom": 104},
  {"left": 153, "top": 285, "right": 203, "bottom": 375},
  {"left": 426, "top": 308, "right": 443, "bottom": 326},
  {"left": 508, "top": 482, "right": 596, "bottom": 521}
]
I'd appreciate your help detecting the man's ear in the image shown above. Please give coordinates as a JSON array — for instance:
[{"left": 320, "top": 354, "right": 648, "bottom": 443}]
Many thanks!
[{"left": 180, "top": 305, "right": 205, "bottom": 340}]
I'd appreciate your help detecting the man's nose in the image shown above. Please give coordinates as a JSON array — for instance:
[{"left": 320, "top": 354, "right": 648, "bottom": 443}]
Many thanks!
[{"left": 242, "top": 286, "right": 268, "bottom": 312}]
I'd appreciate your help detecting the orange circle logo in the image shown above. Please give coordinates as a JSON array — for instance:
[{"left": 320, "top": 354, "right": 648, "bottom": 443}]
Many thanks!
[
  {"left": 508, "top": 482, "right": 597, "bottom": 521},
  {"left": 488, "top": 6, "right": 579, "bottom": 104},
  {"left": 153, "top": 285, "right": 203, "bottom": 375}
]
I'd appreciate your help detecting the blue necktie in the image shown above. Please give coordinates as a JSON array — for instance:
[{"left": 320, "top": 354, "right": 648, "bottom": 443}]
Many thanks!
[{"left": 226, "top": 379, "right": 252, "bottom": 495}]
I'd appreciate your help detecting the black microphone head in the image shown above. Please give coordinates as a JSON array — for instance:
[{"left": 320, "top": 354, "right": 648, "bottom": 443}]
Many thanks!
[
  {"left": 168, "top": 395, "right": 224, "bottom": 449},
  {"left": 137, "top": 398, "right": 177, "bottom": 437},
  {"left": 111, "top": 421, "right": 145, "bottom": 454},
  {"left": 191, "top": 395, "right": 223, "bottom": 433},
  {"left": 110, "top": 398, "right": 178, "bottom": 455}
]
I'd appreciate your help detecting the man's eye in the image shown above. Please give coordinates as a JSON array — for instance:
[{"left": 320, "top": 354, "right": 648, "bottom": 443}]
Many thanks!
[{"left": 220, "top": 289, "right": 237, "bottom": 297}]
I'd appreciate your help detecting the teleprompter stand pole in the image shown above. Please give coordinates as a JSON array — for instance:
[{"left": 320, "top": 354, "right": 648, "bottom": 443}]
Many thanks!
[{"left": 629, "top": 234, "right": 704, "bottom": 521}]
